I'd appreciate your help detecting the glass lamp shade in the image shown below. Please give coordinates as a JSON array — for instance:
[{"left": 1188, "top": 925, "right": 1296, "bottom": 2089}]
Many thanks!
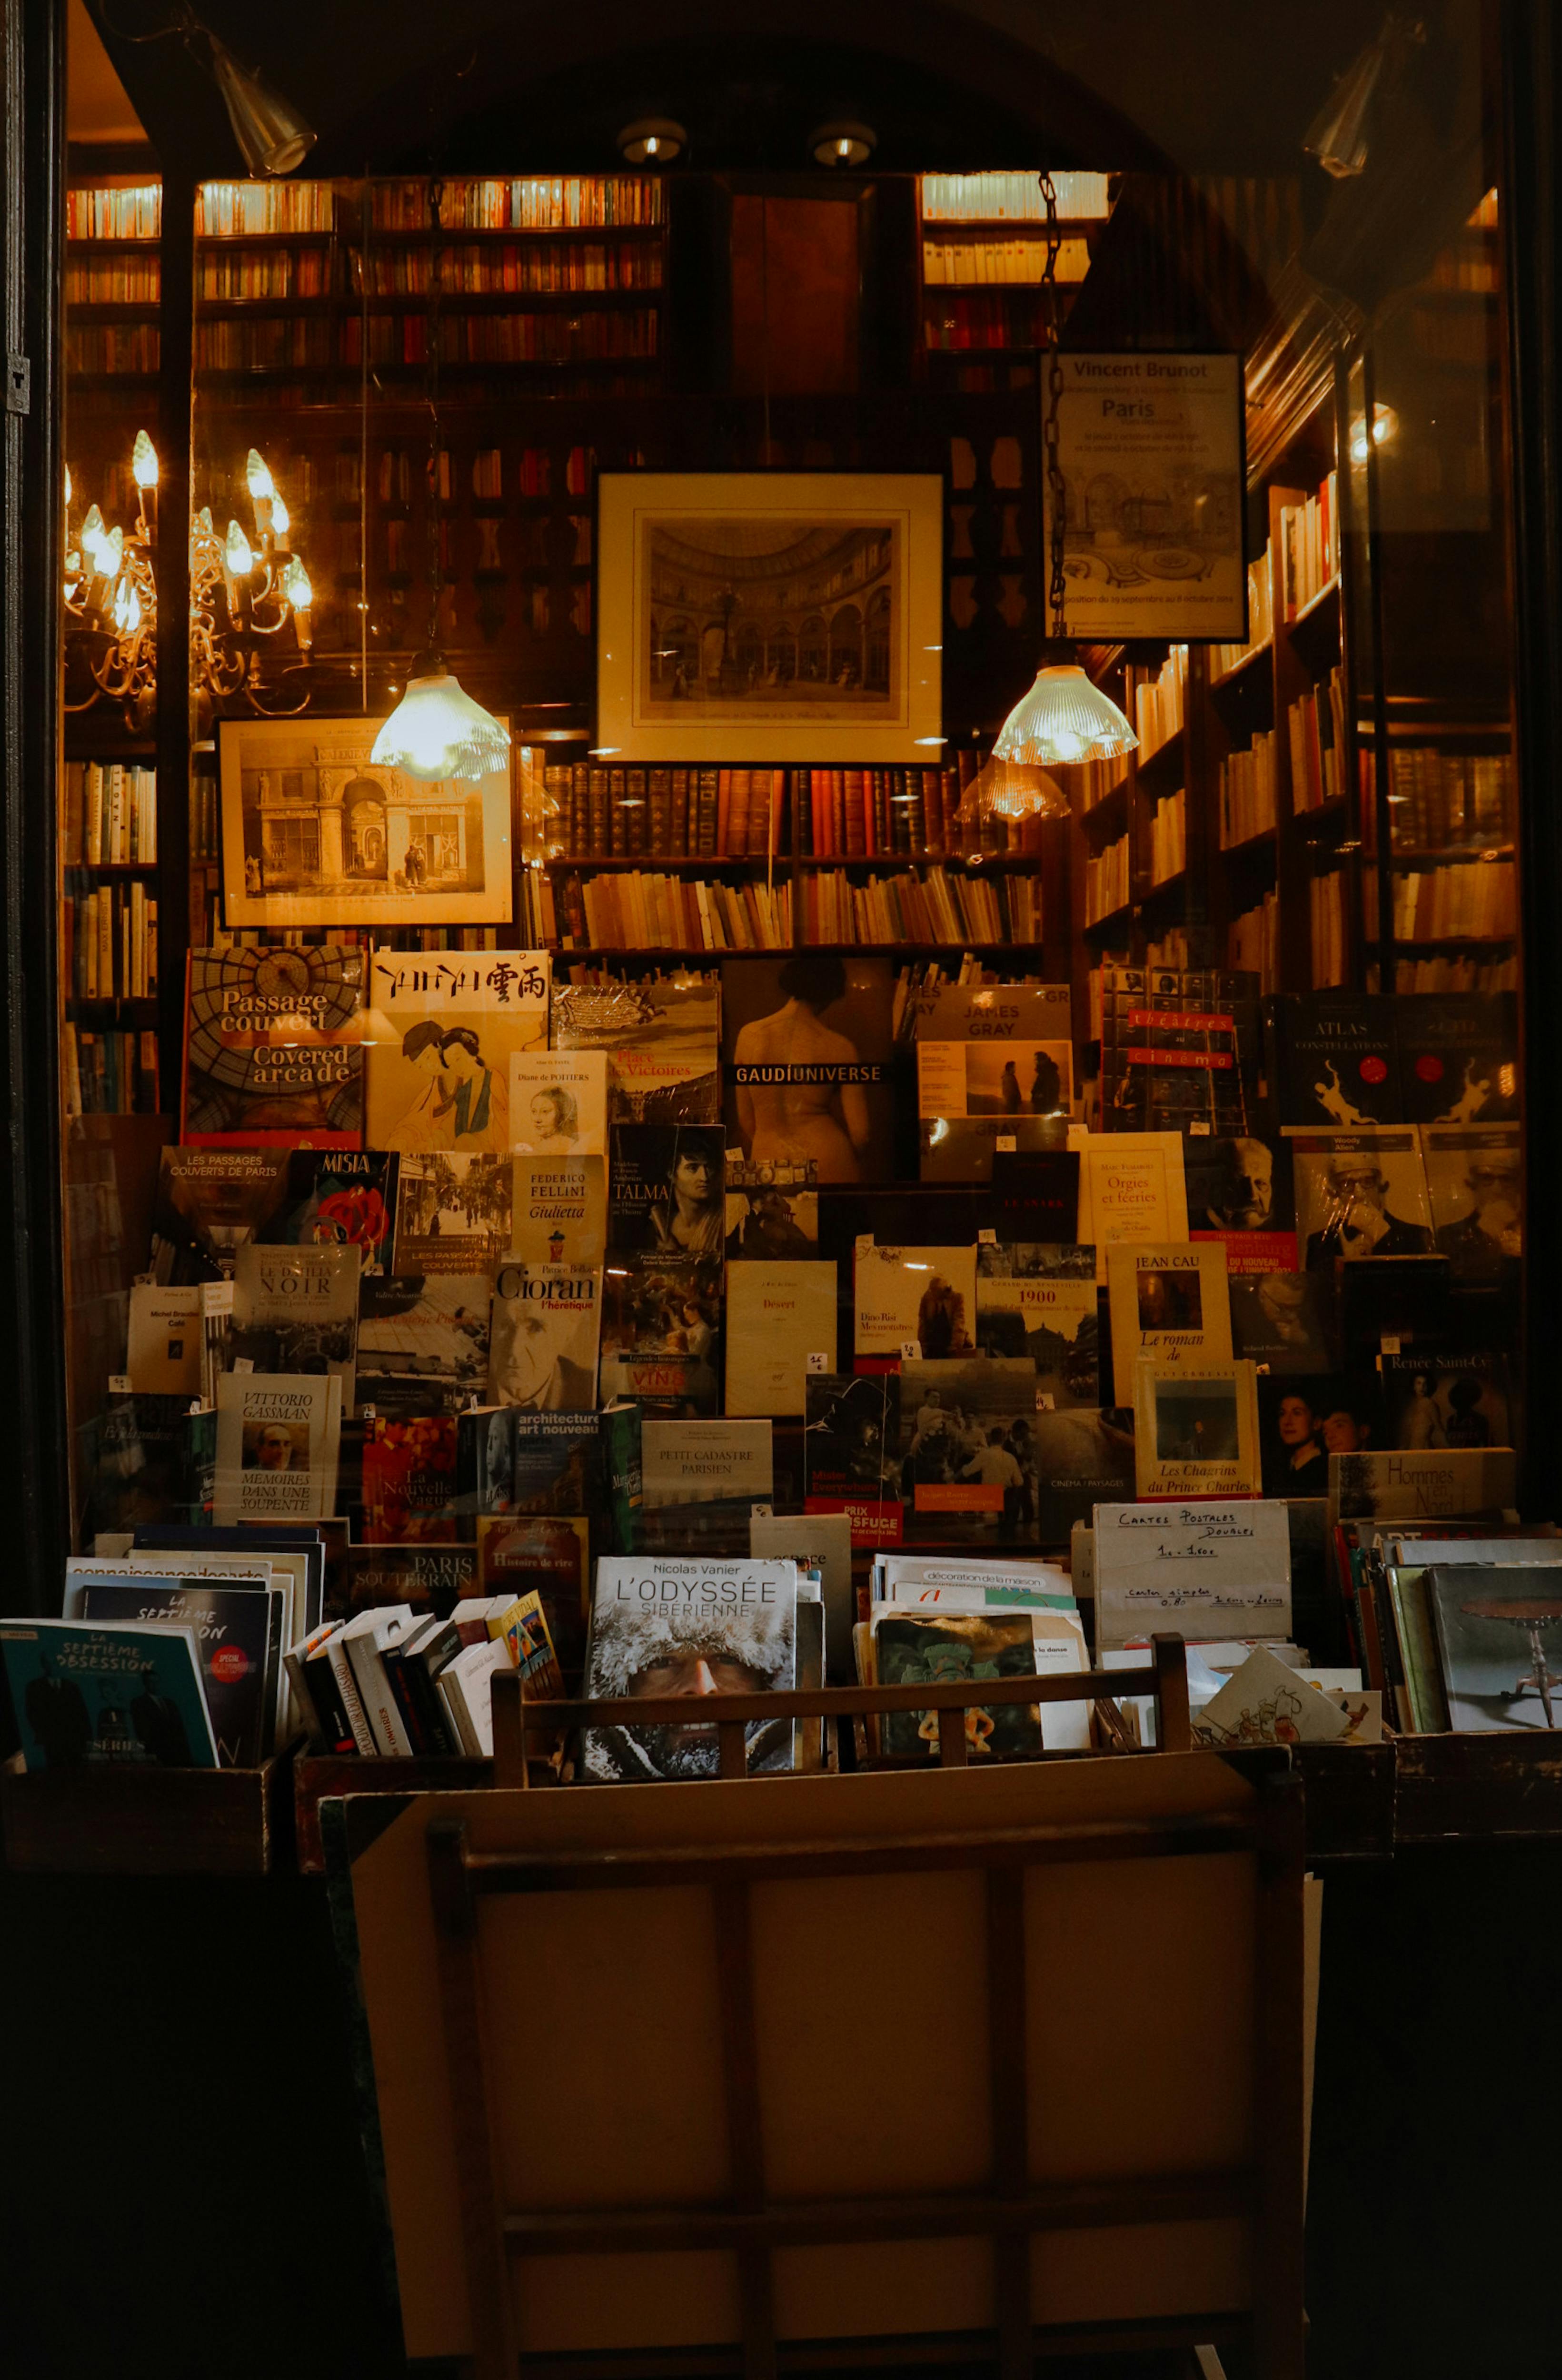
[
  {"left": 968, "top": 753, "right": 1070, "bottom": 823},
  {"left": 209, "top": 38, "right": 316, "bottom": 178},
  {"left": 370, "top": 667, "right": 511, "bottom": 784},
  {"left": 992, "top": 664, "right": 1137, "bottom": 768}
]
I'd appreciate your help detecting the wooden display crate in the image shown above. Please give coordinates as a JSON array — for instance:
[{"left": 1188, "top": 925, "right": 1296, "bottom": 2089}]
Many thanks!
[
  {"left": 0, "top": 1735, "right": 301, "bottom": 1875},
  {"left": 295, "top": 1752, "right": 492, "bottom": 1874}
]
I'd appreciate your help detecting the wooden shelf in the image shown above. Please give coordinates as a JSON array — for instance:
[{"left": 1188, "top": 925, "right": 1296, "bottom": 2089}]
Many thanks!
[
  {"left": 359, "top": 222, "right": 665, "bottom": 244},
  {"left": 546, "top": 854, "right": 784, "bottom": 873},
  {"left": 357, "top": 289, "right": 664, "bottom": 314},
  {"left": 1211, "top": 640, "right": 1273, "bottom": 691},
  {"left": 1219, "top": 825, "right": 1280, "bottom": 860},
  {"left": 0, "top": 1738, "right": 299, "bottom": 1875},
  {"left": 796, "top": 853, "right": 1042, "bottom": 873},
  {"left": 1134, "top": 735, "right": 1185, "bottom": 803},
  {"left": 1082, "top": 902, "right": 1134, "bottom": 936}
]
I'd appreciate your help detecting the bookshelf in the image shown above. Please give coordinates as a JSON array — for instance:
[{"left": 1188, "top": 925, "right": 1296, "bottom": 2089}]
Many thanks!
[{"left": 915, "top": 171, "right": 1114, "bottom": 391}]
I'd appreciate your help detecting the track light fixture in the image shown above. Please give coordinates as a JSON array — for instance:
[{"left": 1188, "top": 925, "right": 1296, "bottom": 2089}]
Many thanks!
[
  {"left": 1302, "top": 13, "right": 1424, "bottom": 181},
  {"left": 618, "top": 119, "right": 686, "bottom": 164},
  {"left": 102, "top": 1, "right": 316, "bottom": 176},
  {"left": 811, "top": 120, "right": 876, "bottom": 167}
]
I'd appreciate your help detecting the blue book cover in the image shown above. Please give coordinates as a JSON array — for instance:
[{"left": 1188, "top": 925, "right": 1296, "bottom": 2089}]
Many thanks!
[
  {"left": 77, "top": 1579, "right": 278, "bottom": 1767},
  {"left": 0, "top": 1618, "right": 218, "bottom": 1771}
]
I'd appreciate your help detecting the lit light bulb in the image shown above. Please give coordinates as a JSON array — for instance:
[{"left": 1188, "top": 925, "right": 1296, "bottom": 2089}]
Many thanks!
[
  {"left": 196, "top": 506, "right": 214, "bottom": 535},
  {"left": 80, "top": 504, "right": 107, "bottom": 567},
  {"left": 225, "top": 520, "right": 255, "bottom": 575},
  {"left": 101, "top": 525, "right": 124, "bottom": 581},
  {"left": 281, "top": 556, "right": 312, "bottom": 608},
  {"left": 64, "top": 463, "right": 72, "bottom": 505},
  {"left": 132, "top": 429, "right": 159, "bottom": 489},
  {"left": 370, "top": 666, "right": 511, "bottom": 784},
  {"left": 642, "top": 135, "right": 661, "bottom": 157},
  {"left": 270, "top": 493, "right": 290, "bottom": 537},
  {"left": 245, "top": 448, "right": 275, "bottom": 501}
]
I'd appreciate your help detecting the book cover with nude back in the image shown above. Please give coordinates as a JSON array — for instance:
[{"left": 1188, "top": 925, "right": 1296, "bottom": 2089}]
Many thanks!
[{"left": 721, "top": 953, "right": 894, "bottom": 1185}]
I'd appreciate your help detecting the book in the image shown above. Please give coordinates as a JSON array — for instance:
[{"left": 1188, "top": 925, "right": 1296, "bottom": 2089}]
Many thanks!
[
  {"left": 914, "top": 983, "right": 1074, "bottom": 1128},
  {"left": 509, "top": 1153, "right": 607, "bottom": 1268},
  {"left": 1093, "top": 1499, "right": 1292, "bottom": 1650},
  {"left": 750, "top": 1508, "right": 853, "bottom": 1685},
  {"left": 1190, "top": 1643, "right": 1350, "bottom": 1746},
  {"left": 1228, "top": 1273, "right": 1332, "bottom": 1372},
  {"left": 722, "top": 953, "right": 895, "bottom": 1184},
  {"left": 363, "top": 947, "right": 549, "bottom": 1151},
  {"left": 854, "top": 1243, "right": 978, "bottom": 1361},
  {"left": 724, "top": 1263, "right": 838, "bottom": 1417},
  {"left": 1133, "top": 1359, "right": 1262, "bottom": 1500},
  {"left": 336, "top": 1543, "right": 478, "bottom": 1616},
  {"left": 126, "top": 1284, "right": 202, "bottom": 1397},
  {"left": 641, "top": 1419, "right": 774, "bottom": 1513},
  {"left": 1428, "top": 1563, "right": 1562, "bottom": 1733},
  {"left": 918, "top": 1113, "right": 1068, "bottom": 1183},
  {"left": 361, "top": 1415, "right": 460, "bottom": 1543},
  {"left": 80, "top": 1395, "right": 196, "bottom": 1537},
  {"left": 0, "top": 1617, "right": 217, "bottom": 1770},
  {"left": 803, "top": 1371, "right": 902, "bottom": 1546},
  {"left": 255, "top": 1150, "right": 400, "bottom": 1271},
  {"left": 390, "top": 1150, "right": 513, "bottom": 1275},
  {"left": 130, "top": 1523, "right": 324, "bottom": 1637},
  {"left": 1379, "top": 1352, "right": 1512, "bottom": 1453},
  {"left": 607, "top": 1124, "right": 726, "bottom": 1257},
  {"left": 550, "top": 973, "right": 721, "bottom": 1123},
  {"left": 181, "top": 944, "right": 366, "bottom": 1146},
  {"left": 1029, "top": 1408, "right": 1137, "bottom": 1542},
  {"left": 509, "top": 1049, "right": 608, "bottom": 1155},
  {"left": 1257, "top": 1374, "right": 1382, "bottom": 1497},
  {"left": 438, "top": 1639, "right": 514, "bottom": 1756},
  {"left": 149, "top": 1146, "right": 292, "bottom": 1282},
  {"left": 1265, "top": 992, "right": 1402, "bottom": 1126},
  {"left": 488, "top": 1264, "right": 601, "bottom": 1410},
  {"left": 1289, "top": 1129, "right": 1434, "bottom": 1266},
  {"left": 863, "top": 1607, "right": 1088, "bottom": 1760},
  {"left": 899, "top": 1356, "right": 1043, "bottom": 1544},
  {"left": 1184, "top": 1132, "right": 1293, "bottom": 1253},
  {"left": 599, "top": 1253, "right": 722, "bottom": 1414},
  {"left": 1098, "top": 966, "right": 1260, "bottom": 1135},
  {"left": 476, "top": 1514, "right": 591, "bottom": 1677},
  {"left": 581, "top": 1556, "right": 798, "bottom": 1781},
  {"left": 74, "top": 1576, "right": 279, "bottom": 1766},
  {"left": 494, "top": 1589, "right": 564, "bottom": 1704},
  {"left": 230, "top": 1242, "right": 361, "bottom": 1409},
  {"left": 458, "top": 1408, "right": 600, "bottom": 1517},
  {"left": 1329, "top": 1446, "right": 1518, "bottom": 1527},
  {"left": 1106, "top": 1240, "right": 1232, "bottom": 1393},
  {"left": 1422, "top": 1124, "right": 1521, "bottom": 1283},
  {"left": 723, "top": 1157, "right": 819, "bottom": 1259},
  {"left": 213, "top": 1374, "right": 341, "bottom": 1523},
  {"left": 1071, "top": 1130, "right": 1189, "bottom": 1282},
  {"left": 1394, "top": 993, "right": 1518, "bottom": 1125},
  {"left": 973, "top": 1243, "right": 1099, "bottom": 1407},
  {"left": 991, "top": 1149, "right": 1082, "bottom": 1245},
  {"left": 355, "top": 1273, "right": 493, "bottom": 1416}
]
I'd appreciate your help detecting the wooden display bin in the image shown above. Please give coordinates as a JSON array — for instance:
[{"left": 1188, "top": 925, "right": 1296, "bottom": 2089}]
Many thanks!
[
  {"left": 295, "top": 1752, "right": 492, "bottom": 1874},
  {"left": 0, "top": 1735, "right": 301, "bottom": 1875}
]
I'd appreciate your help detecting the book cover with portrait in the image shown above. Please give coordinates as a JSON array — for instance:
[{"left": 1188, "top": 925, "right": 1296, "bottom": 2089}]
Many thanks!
[
  {"left": 581, "top": 1556, "right": 797, "bottom": 1782},
  {"left": 212, "top": 1373, "right": 342, "bottom": 1523},
  {"left": 363, "top": 947, "right": 549, "bottom": 1153},
  {"left": 599, "top": 1253, "right": 722, "bottom": 1416},
  {"left": 721, "top": 952, "right": 894, "bottom": 1184},
  {"left": 487, "top": 1264, "right": 601, "bottom": 1413},
  {"left": 607, "top": 1124, "right": 726, "bottom": 1258},
  {"left": 509, "top": 1050, "right": 608, "bottom": 1157}
]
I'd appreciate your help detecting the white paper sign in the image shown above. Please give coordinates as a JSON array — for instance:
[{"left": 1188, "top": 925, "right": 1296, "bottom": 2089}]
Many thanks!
[{"left": 1093, "top": 1498, "right": 1292, "bottom": 1650}]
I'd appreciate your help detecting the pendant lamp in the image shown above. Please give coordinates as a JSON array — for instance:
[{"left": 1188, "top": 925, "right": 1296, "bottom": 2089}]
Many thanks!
[
  {"left": 371, "top": 178, "right": 511, "bottom": 786},
  {"left": 991, "top": 173, "right": 1136, "bottom": 775}
]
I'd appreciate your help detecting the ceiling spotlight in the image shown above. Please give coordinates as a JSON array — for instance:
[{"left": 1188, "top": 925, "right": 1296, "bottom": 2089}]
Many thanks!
[
  {"left": 1303, "top": 13, "right": 1424, "bottom": 181},
  {"left": 812, "top": 120, "right": 876, "bottom": 168},
  {"left": 619, "top": 119, "right": 686, "bottom": 165}
]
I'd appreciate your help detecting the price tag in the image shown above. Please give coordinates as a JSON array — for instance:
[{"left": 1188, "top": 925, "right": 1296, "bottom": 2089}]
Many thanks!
[
  {"left": 200, "top": 1279, "right": 234, "bottom": 1316},
  {"left": 1380, "top": 1334, "right": 1402, "bottom": 1356},
  {"left": 900, "top": 1339, "right": 921, "bottom": 1363},
  {"left": 1188, "top": 1120, "right": 1212, "bottom": 1137},
  {"left": 977, "top": 1227, "right": 998, "bottom": 1244},
  {"left": 854, "top": 1233, "right": 875, "bottom": 1257},
  {"left": 231, "top": 1356, "right": 254, "bottom": 1375},
  {"left": 466, "top": 1393, "right": 482, "bottom": 1410},
  {"left": 750, "top": 1502, "right": 774, "bottom": 1521},
  {"left": 726, "top": 1149, "right": 745, "bottom": 1165},
  {"left": 359, "top": 1404, "right": 377, "bottom": 1420},
  {"left": 132, "top": 1271, "right": 155, "bottom": 1287},
  {"left": 188, "top": 1399, "right": 205, "bottom": 1416},
  {"left": 806, "top": 1352, "right": 829, "bottom": 1375},
  {"left": 1035, "top": 1389, "right": 1055, "bottom": 1411},
  {"left": 996, "top": 1135, "right": 1017, "bottom": 1153},
  {"left": 108, "top": 1372, "right": 132, "bottom": 1395}
]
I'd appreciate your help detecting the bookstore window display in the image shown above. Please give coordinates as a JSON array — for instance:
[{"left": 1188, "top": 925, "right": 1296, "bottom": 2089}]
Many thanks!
[{"left": 36, "top": 0, "right": 1541, "bottom": 1811}]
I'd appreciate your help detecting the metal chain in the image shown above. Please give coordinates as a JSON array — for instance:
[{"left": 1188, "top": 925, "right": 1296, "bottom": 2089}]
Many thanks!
[
  {"left": 1039, "top": 170, "right": 1067, "bottom": 642},
  {"left": 425, "top": 175, "right": 446, "bottom": 654}
]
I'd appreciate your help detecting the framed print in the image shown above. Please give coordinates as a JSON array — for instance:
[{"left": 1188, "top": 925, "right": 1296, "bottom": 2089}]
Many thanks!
[
  {"left": 219, "top": 714, "right": 513, "bottom": 930},
  {"left": 1043, "top": 354, "right": 1246, "bottom": 641},
  {"left": 596, "top": 472, "right": 943, "bottom": 764}
]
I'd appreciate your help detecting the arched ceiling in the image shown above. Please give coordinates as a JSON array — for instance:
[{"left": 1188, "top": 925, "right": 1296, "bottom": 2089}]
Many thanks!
[{"left": 86, "top": 0, "right": 1389, "bottom": 183}]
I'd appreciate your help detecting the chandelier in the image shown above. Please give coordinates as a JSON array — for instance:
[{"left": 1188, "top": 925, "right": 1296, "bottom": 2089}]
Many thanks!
[{"left": 63, "top": 435, "right": 314, "bottom": 725}]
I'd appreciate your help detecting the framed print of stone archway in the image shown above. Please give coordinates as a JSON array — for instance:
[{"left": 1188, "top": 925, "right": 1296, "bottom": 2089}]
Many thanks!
[
  {"left": 596, "top": 473, "right": 943, "bottom": 764},
  {"left": 218, "top": 714, "right": 514, "bottom": 929}
]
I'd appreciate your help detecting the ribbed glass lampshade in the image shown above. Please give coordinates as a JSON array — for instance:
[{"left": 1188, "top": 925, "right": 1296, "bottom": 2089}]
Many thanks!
[
  {"left": 371, "top": 667, "right": 511, "bottom": 784},
  {"left": 970, "top": 754, "right": 1070, "bottom": 823},
  {"left": 992, "top": 664, "right": 1137, "bottom": 768}
]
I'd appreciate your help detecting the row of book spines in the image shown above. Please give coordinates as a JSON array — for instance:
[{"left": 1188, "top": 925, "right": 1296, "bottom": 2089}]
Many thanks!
[
  {"left": 1226, "top": 893, "right": 1280, "bottom": 994},
  {"left": 61, "top": 1024, "right": 160, "bottom": 1116},
  {"left": 1135, "top": 646, "right": 1188, "bottom": 756},
  {"left": 1286, "top": 667, "right": 1348, "bottom": 812},
  {"left": 358, "top": 247, "right": 663, "bottom": 296},
  {"left": 1277, "top": 473, "right": 1339, "bottom": 617},
  {"left": 550, "top": 873, "right": 793, "bottom": 952},
  {"left": 199, "top": 910, "right": 505, "bottom": 952},
  {"left": 804, "top": 867, "right": 1039, "bottom": 946},
  {"left": 1366, "top": 857, "right": 1519, "bottom": 941},
  {"left": 1310, "top": 871, "right": 1349, "bottom": 990},
  {"left": 366, "top": 178, "right": 667, "bottom": 231},
  {"left": 543, "top": 763, "right": 992, "bottom": 860},
  {"left": 1382, "top": 953, "right": 1518, "bottom": 993},
  {"left": 1218, "top": 730, "right": 1278, "bottom": 846},
  {"left": 62, "top": 763, "right": 158, "bottom": 868},
  {"left": 343, "top": 311, "right": 660, "bottom": 367},
  {"left": 62, "top": 885, "right": 158, "bottom": 1000}
]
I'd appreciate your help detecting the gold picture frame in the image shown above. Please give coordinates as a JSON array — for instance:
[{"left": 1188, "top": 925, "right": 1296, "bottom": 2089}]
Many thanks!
[{"left": 596, "top": 471, "right": 944, "bottom": 764}]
